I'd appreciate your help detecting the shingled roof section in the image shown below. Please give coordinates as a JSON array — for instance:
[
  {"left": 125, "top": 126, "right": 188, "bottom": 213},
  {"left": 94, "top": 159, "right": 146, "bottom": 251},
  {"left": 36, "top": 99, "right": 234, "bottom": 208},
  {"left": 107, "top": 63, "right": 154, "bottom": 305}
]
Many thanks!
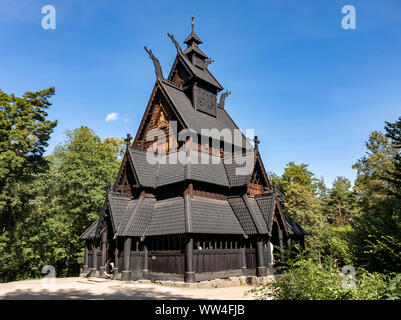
[
  {"left": 128, "top": 147, "right": 158, "bottom": 187},
  {"left": 246, "top": 197, "right": 269, "bottom": 234},
  {"left": 190, "top": 196, "right": 244, "bottom": 234},
  {"left": 178, "top": 53, "right": 222, "bottom": 90},
  {"left": 227, "top": 196, "right": 259, "bottom": 235},
  {"left": 146, "top": 197, "right": 186, "bottom": 236},
  {"left": 156, "top": 153, "right": 186, "bottom": 187},
  {"left": 80, "top": 219, "right": 100, "bottom": 239},
  {"left": 188, "top": 151, "right": 230, "bottom": 187},
  {"left": 222, "top": 152, "right": 254, "bottom": 187},
  {"left": 107, "top": 192, "right": 132, "bottom": 232},
  {"left": 255, "top": 193, "right": 275, "bottom": 232},
  {"left": 115, "top": 199, "right": 139, "bottom": 235},
  {"left": 121, "top": 196, "right": 156, "bottom": 237},
  {"left": 127, "top": 147, "right": 237, "bottom": 188},
  {"left": 285, "top": 214, "right": 309, "bottom": 236}
]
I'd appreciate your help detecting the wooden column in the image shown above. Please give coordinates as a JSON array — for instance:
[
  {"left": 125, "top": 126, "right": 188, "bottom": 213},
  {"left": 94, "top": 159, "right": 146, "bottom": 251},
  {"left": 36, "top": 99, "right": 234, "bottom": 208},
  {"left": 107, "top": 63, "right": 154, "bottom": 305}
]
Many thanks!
[
  {"left": 100, "top": 226, "right": 108, "bottom": 277},
  {"left": 185, "top": 236, "right": 195, "bottom": 283},
  {"left": 241, "top": 239, "right": 247, "bottom": 274},
  {"left": 278, "top": 228, "right": 285, "bottom": 263},
  {"left": 83, "top": 240, "right": 89, "bottom": 273},
  {"left": 256, "top": 236, "right": 266, "bottom": 277},
  {"left": 90, "top": 240, "right": 97, "bottom": 277},
  {"left": 113, "top": 239, "right": 119, "bottom": 279},
  {"left": 121, "top": 237, "right": 131, "bottom": 281},
  {"left": 143, "top": 241, "right": 149, "bottom": 279}
]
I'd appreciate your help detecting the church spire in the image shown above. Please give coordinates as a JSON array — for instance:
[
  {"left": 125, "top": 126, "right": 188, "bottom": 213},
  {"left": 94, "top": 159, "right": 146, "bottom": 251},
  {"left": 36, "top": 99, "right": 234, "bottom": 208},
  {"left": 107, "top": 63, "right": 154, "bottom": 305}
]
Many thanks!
[{"left": 184, "top": 16, "right": 203, "bottom": 46}]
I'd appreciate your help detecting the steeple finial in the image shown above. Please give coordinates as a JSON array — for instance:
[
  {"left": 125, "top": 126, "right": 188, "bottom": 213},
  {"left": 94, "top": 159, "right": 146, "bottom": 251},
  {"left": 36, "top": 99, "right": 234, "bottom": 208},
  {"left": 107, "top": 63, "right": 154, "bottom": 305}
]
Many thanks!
[{"left": 192, "top": 16, "right": 194, "bottom": 33}]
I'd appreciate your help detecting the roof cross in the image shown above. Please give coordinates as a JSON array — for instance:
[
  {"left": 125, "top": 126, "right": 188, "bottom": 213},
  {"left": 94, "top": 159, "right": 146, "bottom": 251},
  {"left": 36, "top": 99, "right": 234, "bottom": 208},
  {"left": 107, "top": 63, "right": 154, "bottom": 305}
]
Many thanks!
[
  {"left": 124, "top": 133, "right": 132, "bottom": 149},
  {"left": 253, "top": 136, "right": 260, "bottom": 150},
  {"left": 192, "top": 16, "right": 194, "bottom": 33}
]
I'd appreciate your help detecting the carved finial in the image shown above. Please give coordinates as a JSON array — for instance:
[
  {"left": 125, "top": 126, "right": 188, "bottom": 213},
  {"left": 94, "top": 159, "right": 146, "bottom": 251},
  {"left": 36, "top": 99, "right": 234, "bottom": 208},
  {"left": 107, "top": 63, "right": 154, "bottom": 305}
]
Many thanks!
[
  {"left": 144, "top": 46, "right": 164, "bottom": 79},
  {"left": 253, "top": 136, "right": 260, "bottom": 150},
  {"left": 167, "top": 33, "right": 182, "bottom": 54},
  {"left": 205, "top": 58, "right": 214, "bottom": 68},
  {"left": 218, "top": 90, "right": 231, "bottom": 109},
  {"left": 192, "top": 16, "right": 194, "bottom": 33},
  {"left": 124, "top": 133, "right": 132, "bottom": 149}
]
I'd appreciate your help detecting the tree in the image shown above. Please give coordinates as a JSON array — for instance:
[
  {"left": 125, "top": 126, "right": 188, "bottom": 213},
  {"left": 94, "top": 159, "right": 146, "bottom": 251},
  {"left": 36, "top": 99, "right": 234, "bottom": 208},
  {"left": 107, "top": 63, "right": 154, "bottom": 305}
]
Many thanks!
[
  {"left": 279, "top": 162, "right": 322, "bottom": 230},
  {"left": 0, "top": 87, "right": 57, "bottom": 230},
  {"left": 351, "top": 126, "right": 401, "bottom": 273},
  {"left": 384, "top": 117, "right": 401, "bottom": 199},
  {"left": 324, "top": 177, "right": 356, "bottom": 226},
  {"left": 48, "top": 126, "right": 123, "bottom": 276},
  {"left": 277, "top": 162, "right": 325, "bottom": 260},
  {"left": 353, "top": 131, "right": 397, "bottom": 209},
  {"left": 0, "top": 124, "right": 123, "bottom": 281}
]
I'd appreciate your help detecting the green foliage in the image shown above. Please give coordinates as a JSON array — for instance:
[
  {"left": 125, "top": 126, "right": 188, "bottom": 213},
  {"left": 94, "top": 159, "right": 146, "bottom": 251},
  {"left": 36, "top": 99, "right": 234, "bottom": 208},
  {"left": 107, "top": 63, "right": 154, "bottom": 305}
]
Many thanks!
[
  {"left": 253, "top": 256, "right": 387, "bottom": 300},
  {"left": 383, "top": 274, "right": 401, "bottom": 300},
  {"left": 318, "top": 225, "right": 353, "bottom": 266},
  {"left": 0, "top": 118, "right": 123, "bottom": 281},
  {"left": 0, "top": 87, "right": 57, "bottom": 230},
  {"left": 351, "top": 124, "right": 401, "bottom": 273},
  {"left": 323, "top": 177, "right": 357, "bottom": 226}
]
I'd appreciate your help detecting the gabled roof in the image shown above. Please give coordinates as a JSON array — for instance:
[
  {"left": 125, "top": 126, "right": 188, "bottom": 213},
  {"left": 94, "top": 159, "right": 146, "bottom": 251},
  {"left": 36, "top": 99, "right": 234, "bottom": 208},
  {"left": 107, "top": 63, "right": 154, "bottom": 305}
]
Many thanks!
[
  {"left": 183, "top": 43, "right": 208, "bottom": 59},
  {"left": 255, "top": 193, "right": 275, "bottom": 230},
  {"left": 227, "top": 196, "right": 259, "bottom": 235},
  {"left": 285, "top": 214, "right": 309, "bottom": 236},
  {"left": 107, "top": 192, "right": 132, "bottom": 232},
  {"left": 184, "top": 31, "right": 202, "bottom": 45},
  {"left": 177, "top": 49, "right": 223, "bottom": 91},
  {"left": 80, "top": 219, "right": 100, "bottom": 240},
  {"left": 159, "top": 79, "right": 251, "bottom": 148}
]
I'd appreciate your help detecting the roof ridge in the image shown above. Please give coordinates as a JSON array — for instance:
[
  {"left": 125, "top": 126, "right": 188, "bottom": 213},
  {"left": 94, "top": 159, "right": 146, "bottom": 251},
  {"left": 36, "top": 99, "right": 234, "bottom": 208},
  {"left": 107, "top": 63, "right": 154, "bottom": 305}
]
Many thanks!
[
  {"left": 184, "top": 193, "right": 192, "bottom": 233},
  {"left": 114, "top": 196, "right": 135, "bottom": 237},
  {"left": 122, "top": 195, "right": 145, "bottom": 236},
  {"left": 160, "top": 78, "right": 183, "bottom": 90},
  {"left": 108, "top": 191, "right": 132, "bottom": 198},
  {"left": 242, "top": 194, "right": 264, "bottom": 234}
]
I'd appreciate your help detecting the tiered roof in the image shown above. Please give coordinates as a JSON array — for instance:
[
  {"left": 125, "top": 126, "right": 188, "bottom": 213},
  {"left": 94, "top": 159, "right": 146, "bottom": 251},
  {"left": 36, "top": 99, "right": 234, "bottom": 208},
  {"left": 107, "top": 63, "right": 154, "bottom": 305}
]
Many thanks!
[{"left": 81, "top": 191, "right": 287, "bottom": 239}]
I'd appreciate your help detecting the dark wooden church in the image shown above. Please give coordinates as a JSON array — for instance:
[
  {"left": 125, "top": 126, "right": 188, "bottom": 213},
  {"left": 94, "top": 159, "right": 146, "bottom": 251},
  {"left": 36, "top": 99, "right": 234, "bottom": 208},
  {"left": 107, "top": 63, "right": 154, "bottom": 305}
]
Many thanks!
[{"left": 80, "top": 18, "right": 307, "bottom": 283}]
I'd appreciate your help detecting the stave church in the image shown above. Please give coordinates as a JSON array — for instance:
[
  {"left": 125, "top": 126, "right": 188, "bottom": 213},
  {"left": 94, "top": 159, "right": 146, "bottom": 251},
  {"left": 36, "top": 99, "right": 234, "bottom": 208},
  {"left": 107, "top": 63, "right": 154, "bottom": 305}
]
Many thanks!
[{"left": 80, "top": 18, "right": 307, "bottom": 283}]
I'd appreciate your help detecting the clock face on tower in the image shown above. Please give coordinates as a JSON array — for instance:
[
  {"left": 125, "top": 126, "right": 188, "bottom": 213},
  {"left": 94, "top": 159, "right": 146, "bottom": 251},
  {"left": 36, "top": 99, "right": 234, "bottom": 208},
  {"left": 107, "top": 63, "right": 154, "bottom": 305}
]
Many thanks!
[{"left": 196, "top": 86, "right": 217, "bottom": 117}]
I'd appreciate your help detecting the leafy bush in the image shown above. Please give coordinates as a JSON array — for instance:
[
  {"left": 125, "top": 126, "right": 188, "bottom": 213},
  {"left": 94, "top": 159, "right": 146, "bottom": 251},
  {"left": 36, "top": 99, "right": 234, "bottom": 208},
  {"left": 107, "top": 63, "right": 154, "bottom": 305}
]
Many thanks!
[
  {"left": 318, "top": 225, "right": 354, "bottom": 266},
  {"left": 252, "top": 257, "right": 387, "bottom": 300}
]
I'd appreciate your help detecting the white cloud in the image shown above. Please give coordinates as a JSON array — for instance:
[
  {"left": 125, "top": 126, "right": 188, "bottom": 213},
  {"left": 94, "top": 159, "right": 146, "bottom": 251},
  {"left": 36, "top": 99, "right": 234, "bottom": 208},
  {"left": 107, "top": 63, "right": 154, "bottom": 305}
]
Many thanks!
[{"left": 105, "top": 113, "right": 119, "bottom": 122}]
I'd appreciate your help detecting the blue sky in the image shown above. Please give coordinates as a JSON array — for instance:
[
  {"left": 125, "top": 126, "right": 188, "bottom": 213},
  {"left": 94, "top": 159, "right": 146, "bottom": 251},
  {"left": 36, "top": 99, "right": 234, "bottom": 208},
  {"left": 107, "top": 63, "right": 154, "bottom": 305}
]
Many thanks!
[{"left": 1, "top": 0, "right": 400, "bottom": 187}]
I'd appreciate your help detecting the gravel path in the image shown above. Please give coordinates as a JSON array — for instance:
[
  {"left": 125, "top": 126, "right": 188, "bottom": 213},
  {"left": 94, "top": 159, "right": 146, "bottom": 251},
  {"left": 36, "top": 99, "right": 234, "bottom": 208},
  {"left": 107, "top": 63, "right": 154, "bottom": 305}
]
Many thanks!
[{"left": 0, "top": 277, "right": 258, "bottom": 300}]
